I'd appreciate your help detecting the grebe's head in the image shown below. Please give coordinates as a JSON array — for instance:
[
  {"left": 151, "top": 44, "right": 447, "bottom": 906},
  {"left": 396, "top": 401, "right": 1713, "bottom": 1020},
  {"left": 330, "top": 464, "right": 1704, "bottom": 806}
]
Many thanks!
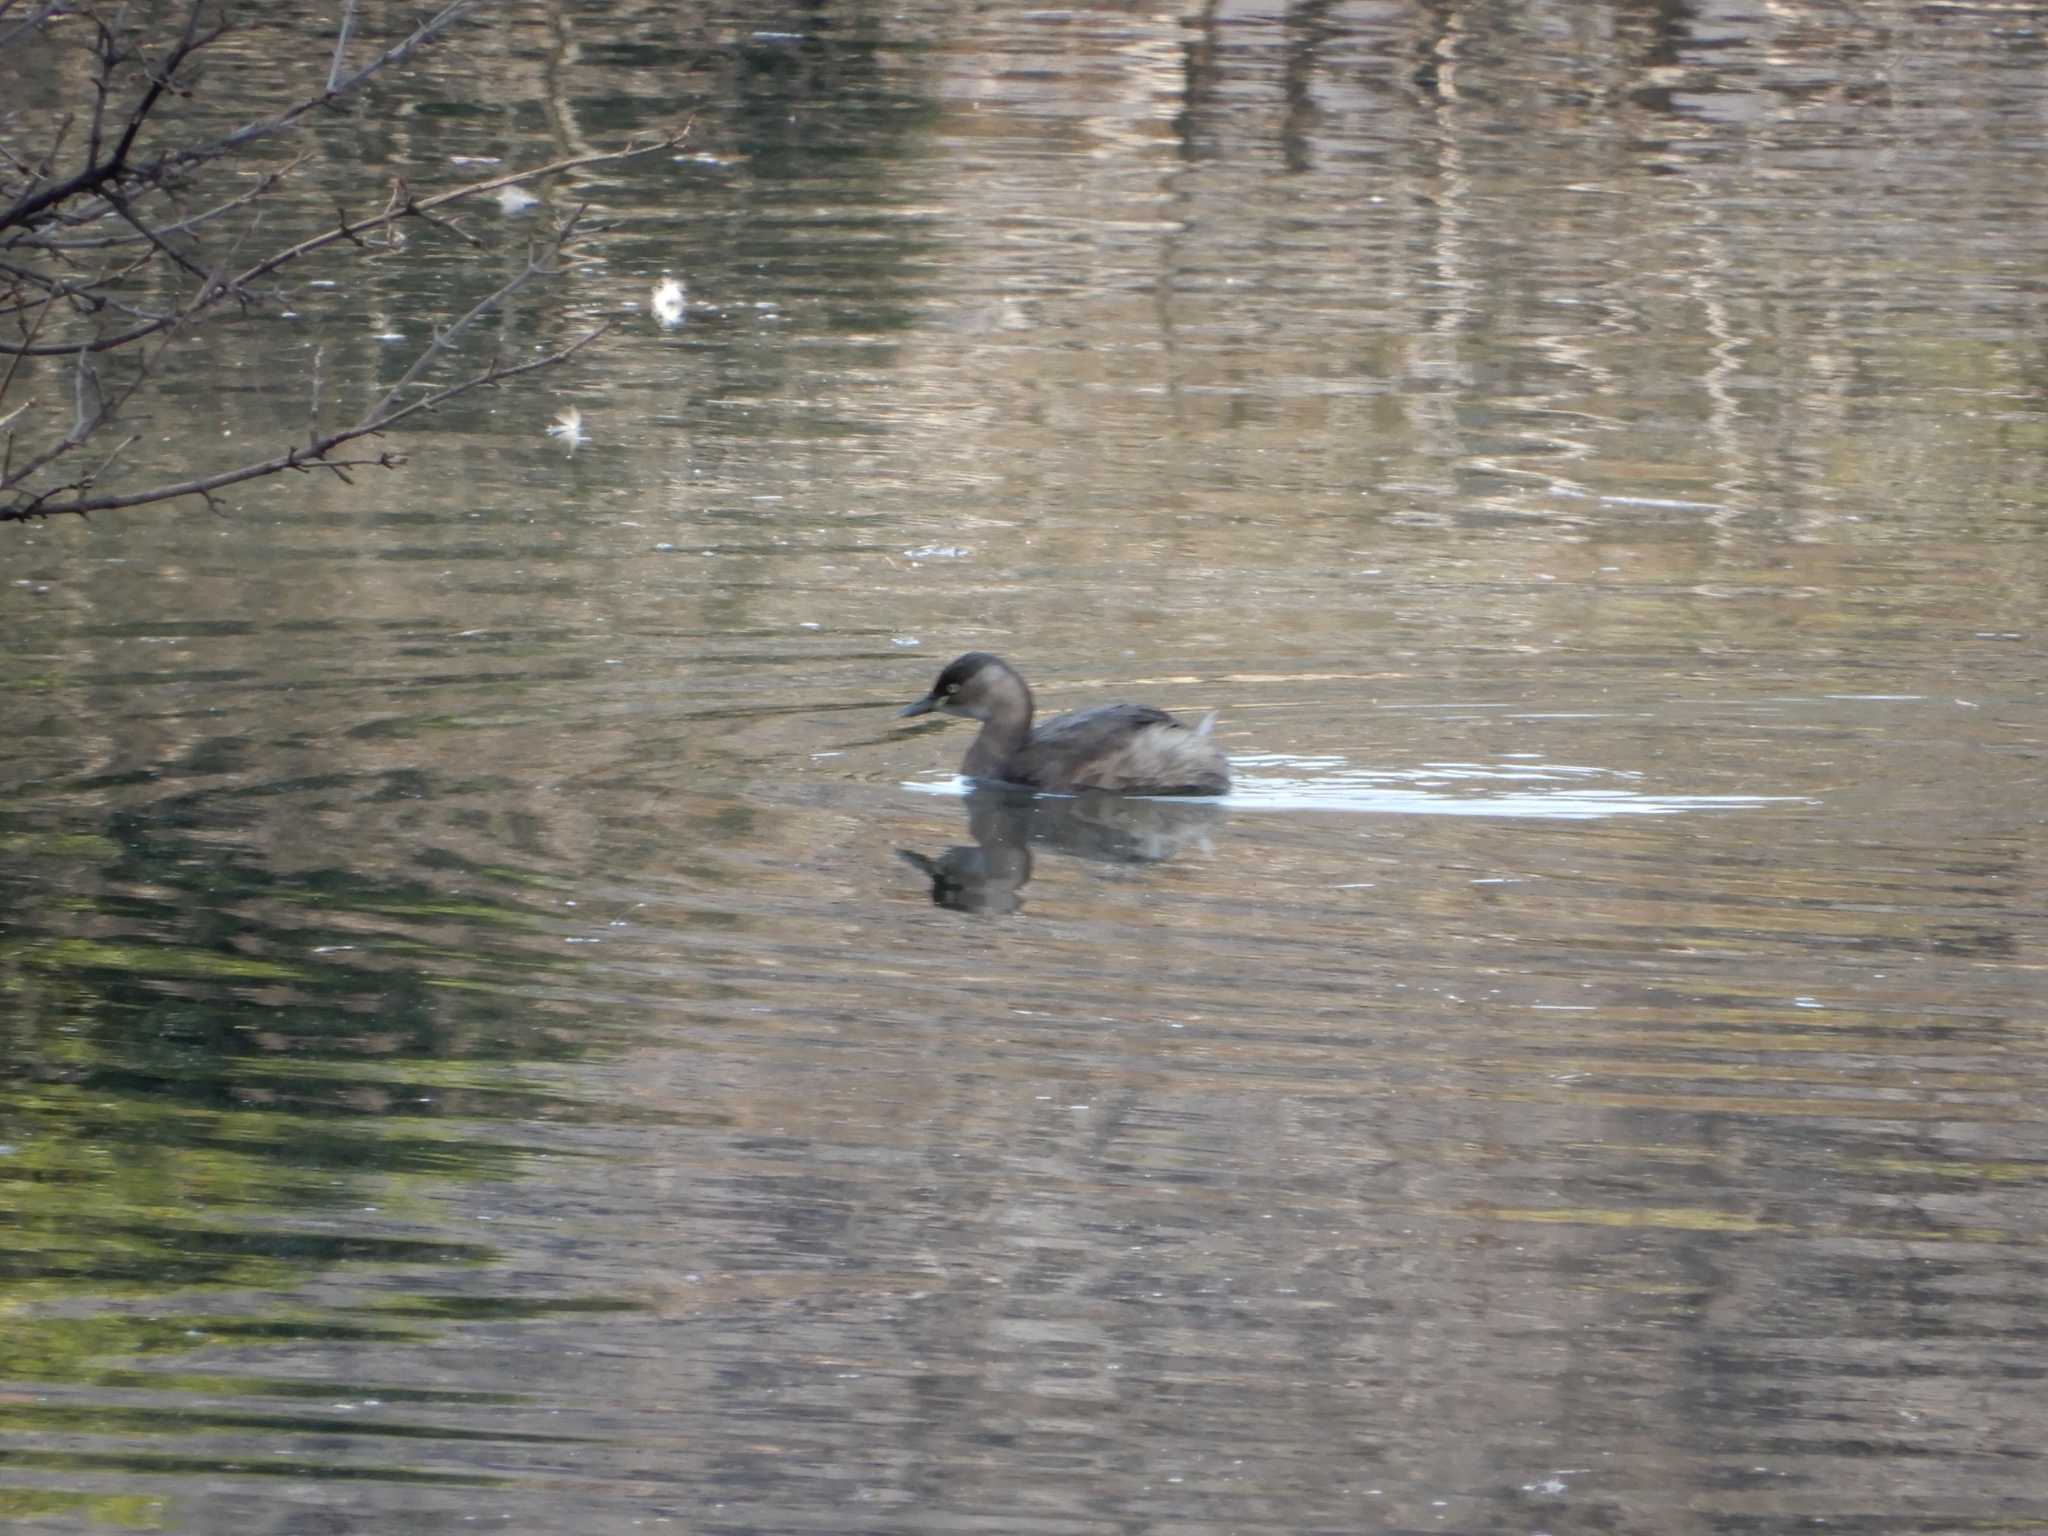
[{"left": 897, "top": 652, "right": 1023, "bottom": 723}]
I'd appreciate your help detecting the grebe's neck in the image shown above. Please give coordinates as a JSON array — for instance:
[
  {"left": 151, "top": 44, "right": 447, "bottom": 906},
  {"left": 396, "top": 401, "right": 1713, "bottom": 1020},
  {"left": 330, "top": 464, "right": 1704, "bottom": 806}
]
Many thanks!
[{"left": 962, "top": 666, "right": 1033, "bottom": 777}]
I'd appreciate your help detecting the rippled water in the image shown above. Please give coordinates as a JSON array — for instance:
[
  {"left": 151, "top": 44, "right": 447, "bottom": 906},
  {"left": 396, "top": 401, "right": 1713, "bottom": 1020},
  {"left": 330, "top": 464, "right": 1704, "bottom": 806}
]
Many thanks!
[{"left": 4, "top": 1, "right": 2046, "bottom": 1532}]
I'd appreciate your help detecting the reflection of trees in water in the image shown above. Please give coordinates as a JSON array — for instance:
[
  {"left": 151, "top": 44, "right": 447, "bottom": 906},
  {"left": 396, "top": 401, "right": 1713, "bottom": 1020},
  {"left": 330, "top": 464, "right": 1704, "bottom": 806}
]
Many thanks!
[
  {"left": 650, "top": 5, "right": 941, "bottom": 335},
  {"left": 1162, "top": 0, "right": 2043, "bottom": 553},
  {"left": 0, "top": 787, "right": 596, "bottom": 1385}
]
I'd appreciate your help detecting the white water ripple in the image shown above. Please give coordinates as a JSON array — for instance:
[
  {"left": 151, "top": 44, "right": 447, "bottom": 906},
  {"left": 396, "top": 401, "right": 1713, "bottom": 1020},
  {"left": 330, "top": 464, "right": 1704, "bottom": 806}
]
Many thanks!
[{"left": 906, "top": 753, "right": 1811, "bottom": 821}]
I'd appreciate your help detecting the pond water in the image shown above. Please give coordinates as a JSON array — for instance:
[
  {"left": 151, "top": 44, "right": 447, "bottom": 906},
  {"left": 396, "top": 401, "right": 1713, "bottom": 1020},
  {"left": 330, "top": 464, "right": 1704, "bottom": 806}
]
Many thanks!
[{"left": 4, "top": 2, "right": 2046, "bottom": 1532}]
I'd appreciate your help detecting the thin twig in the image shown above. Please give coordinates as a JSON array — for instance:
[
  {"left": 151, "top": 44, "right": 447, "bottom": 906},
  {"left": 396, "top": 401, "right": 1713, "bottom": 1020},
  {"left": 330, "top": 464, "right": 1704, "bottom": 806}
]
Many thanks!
[
  {"left": 217, "top": 2, "right": 476, "bottom": 157},
  {"left": 28, "top": 156, "right": 302, "bottom": 249},
  {"left": 0, "top": 293, "right": 42, "bottom": 402},
  {"left": 104, "top": 188, "right": 215, "bottom": 284},
  {"left": 0, "top": 0, "right": 62, "bottom": 54},
  {"left": 82, "top": 13, "right": 115, "bottom": 172},
  {"left": 1, "top": 1, "right": 422, "bottom": 232},
  {"left": 100, "top": 2, "right": 220, "bottom": 199},
  {"left": 80, "top": 429, "right": 138, "bottom": 487},
  {"left": 1, "top": 5, "right": 689, "bottom": 520},
  {"left": 0, "top": 132, "right": 686, "bottom": 357},
  {"left": 3, "top": 321, "right": 611, "bottom": 520},
  {"left": 404, "top": 200, "right": 483, "bottom": 251},
  {"left": 3, "top": 324, "right": 178, "bottom": 491},
  {"left": 362, "top": 208, "right": 585, "bottom": 427}
]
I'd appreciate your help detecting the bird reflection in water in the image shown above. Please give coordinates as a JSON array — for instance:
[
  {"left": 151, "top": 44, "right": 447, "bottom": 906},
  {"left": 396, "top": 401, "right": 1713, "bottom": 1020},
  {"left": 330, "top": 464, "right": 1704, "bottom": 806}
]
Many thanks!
[{"left": 899, "top": 786, "right": 1224, "bottom": 914}]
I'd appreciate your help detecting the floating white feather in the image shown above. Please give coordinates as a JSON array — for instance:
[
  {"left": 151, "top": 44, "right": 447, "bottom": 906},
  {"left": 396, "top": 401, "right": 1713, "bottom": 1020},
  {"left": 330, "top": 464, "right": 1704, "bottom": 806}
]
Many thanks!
[
  {"left": 546, "top": 406, "right": 587, "bottom": 450},
  {"left": 651, "top": 277, "right": 686, "bottom": 328}
]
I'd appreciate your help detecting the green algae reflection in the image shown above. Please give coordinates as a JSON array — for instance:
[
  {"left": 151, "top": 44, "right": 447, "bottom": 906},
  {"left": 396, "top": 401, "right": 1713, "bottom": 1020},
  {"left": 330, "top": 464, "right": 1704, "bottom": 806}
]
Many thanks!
[{"left": 0, "top": 793, "right": 619, "bottom": 1397}]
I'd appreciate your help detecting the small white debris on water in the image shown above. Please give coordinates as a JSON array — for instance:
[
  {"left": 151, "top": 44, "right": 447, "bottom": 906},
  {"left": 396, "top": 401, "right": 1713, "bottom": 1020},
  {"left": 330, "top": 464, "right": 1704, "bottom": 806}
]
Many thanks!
[
  {"left": 891, "top": 636, "right": 921, "bottom": 647},
  {"left": 546, "top": 406, "right": 587, "bottom": 448},
  {"left": 496, "top": 185, "right": 540, "bottom": 215},
  {"left": 652, "top": 276, "right": 686, "bottom": 327}
]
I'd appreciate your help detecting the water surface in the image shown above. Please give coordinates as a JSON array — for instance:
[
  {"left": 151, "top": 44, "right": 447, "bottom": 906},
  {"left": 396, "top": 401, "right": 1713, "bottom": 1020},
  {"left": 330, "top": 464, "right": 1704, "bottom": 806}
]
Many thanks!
[{"left": 4, "top": 2, "right": 2046, "bottom": 1532}]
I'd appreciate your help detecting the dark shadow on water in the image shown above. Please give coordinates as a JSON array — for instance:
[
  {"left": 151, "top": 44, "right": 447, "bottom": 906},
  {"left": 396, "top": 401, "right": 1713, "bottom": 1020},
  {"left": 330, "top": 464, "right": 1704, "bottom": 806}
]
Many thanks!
[{"left": 899, "top": 785, "right": 1225, "bottom": 914}]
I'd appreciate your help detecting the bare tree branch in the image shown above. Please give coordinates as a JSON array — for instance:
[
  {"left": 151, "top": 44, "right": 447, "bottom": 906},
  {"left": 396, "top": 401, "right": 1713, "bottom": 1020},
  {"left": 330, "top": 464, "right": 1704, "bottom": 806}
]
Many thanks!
[
  {"left": 0, "top": 292, "right": 51, "bottom": 404},
  {"left": 2, "top": 325, "right": 172, "bottom": 492},
  {"left": 0, "top": 4, "right": 65, "bottom": 55},
  {"left": 1, "top": 134, "right": 683, "bottom": 357},
  {"left": 1, "top": 1, "right": 454, "bottom": 232},
  {"left": 2, "top": 205, "right": 616, "bottom": 521},
  {"left": 3, "top": 317, "right": 612, "bottom": 521},
  {"left": 362, "top": 206, "right": 587, "bottom": 427},
  {"left": 0, "top": 3, "right": 688, "bottom": 523},
  {"left": 33, "top": 156, "right": 303, "bottom": 250},
  {"left": 104, "top": 188, "right": 217, "bottom": 286},
  {"left": 81, "top": 428, "right": 138, "bottom": 487}
]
